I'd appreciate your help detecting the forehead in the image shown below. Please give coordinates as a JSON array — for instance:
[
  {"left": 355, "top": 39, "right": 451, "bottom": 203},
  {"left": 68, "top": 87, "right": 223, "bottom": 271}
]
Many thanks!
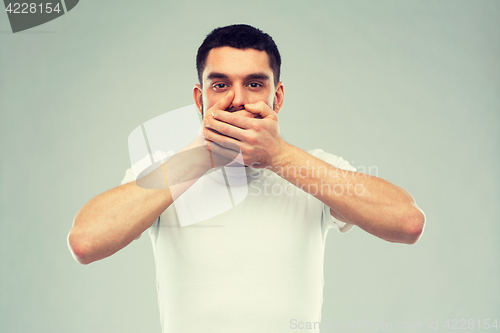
[{"left": 203, "top": 47, "right": 273, "bottom": 80}]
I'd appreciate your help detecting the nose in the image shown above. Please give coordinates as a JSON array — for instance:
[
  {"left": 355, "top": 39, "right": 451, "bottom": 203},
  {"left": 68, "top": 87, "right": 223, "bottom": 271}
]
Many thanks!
[{"left": 228, "top": 84, "right": 247, "bottom": 111}]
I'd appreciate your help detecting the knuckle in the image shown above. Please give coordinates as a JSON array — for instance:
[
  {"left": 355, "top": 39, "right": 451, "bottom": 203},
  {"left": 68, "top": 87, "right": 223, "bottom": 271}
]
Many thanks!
[
  {"left": 247, "top": 135, "right": 257, "bottom": 145},
  {"left": 247, "top": 120, "right": 259, "bottom": 131},
  {"left": 252, "top": 122, "right": 262, "bottom": 132}
]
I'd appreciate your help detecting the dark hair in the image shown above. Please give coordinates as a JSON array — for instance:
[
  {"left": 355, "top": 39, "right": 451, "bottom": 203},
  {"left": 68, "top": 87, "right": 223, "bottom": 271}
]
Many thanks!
[{"left": 196, "top": 24, "right": 281, "bottom": 86}]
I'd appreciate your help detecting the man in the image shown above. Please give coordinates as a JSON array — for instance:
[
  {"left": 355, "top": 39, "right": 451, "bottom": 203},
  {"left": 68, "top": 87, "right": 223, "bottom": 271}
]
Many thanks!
[{"left": 68, "top": 24, "right": 425, "bottom": 332}]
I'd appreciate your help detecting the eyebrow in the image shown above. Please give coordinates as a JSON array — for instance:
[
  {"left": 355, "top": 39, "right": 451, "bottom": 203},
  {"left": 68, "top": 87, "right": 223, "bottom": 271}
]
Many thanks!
[
  {"left": 206, "top": 72, "right": 228, "bottom": 80},
  {"left": 206, "top": 72, "right": 270, "bottom": 81},
  {"left": 246, "top": 73, "right": 270, "bottom": 81}
]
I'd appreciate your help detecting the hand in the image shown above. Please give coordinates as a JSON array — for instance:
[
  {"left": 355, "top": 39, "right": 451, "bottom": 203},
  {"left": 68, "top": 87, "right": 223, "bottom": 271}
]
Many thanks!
[
  {"left": 203, "top": 97, "right": 287, "bottom": 168},
  {"left": 196, "top": 92, "right": 243, "bottom": 167}
]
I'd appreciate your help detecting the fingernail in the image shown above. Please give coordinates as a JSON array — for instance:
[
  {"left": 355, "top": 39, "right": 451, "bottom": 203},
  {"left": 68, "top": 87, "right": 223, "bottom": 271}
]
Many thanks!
[
  {"left": 212, "top": 112, "right": 216, "bottom": 118},
  {"left": 204, "top": 122, "right": 210, "bottom": 128}
]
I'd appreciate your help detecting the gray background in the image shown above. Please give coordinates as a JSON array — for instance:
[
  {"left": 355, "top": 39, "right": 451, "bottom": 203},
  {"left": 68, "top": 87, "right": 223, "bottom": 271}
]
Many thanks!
[{"left": 1, "top": 0, "right": 498, "bottom": 332}]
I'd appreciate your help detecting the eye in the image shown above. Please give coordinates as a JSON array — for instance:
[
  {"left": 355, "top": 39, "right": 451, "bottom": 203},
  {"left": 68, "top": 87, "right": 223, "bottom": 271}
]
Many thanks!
[
  {"left": 248, "top": 82, "right": 262, "bottom": 89},
  {"left": 212, "top": 83, "right": 228, "bottom": 90}
]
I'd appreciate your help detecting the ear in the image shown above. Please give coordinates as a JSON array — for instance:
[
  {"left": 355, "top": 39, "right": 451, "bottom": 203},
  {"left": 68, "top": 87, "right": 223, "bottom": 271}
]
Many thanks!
[
  {"left": 273, "top": 82, "right": 284, "bottom": 113},
  {"left": 193, "top": 84, "right": 203, "bottom": 115}
]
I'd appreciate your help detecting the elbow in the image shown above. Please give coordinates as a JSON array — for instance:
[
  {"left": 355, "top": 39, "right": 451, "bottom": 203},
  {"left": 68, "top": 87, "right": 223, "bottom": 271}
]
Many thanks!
[
  {"left": 402, "top": 207, "right": 426, "bottom": 245},
  {"left": 67, "top": 230, "right": 94, "bottom": 265}
]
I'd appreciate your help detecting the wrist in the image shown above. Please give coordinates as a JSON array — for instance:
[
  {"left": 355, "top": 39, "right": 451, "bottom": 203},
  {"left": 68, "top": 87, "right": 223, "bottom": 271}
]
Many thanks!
[{"left": 269, "top": 140, "right": 295, "bottom": 171}]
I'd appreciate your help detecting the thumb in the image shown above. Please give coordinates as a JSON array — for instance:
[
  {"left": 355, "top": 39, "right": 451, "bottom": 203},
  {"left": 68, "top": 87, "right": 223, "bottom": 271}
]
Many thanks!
[
  {"left": 244, "top": 101, "right": 275, "bottom": 118},
  {"left": 213, "top": 91, "right": 234, "bottom": 112}
]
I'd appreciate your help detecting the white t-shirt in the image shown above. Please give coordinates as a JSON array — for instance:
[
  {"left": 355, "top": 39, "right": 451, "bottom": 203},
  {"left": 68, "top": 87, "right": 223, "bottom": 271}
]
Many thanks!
[{"left": 121, "top": 149, "right": 356, "bottom": 333}]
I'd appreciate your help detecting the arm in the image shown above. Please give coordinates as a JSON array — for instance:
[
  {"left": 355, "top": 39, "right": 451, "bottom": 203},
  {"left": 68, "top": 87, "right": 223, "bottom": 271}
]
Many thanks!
[
  {"left": 68, "top": 174, "right": 171, "bottom": 265},
  {"left": 203, "top": 101, "right": 425, "bottom": 244},
  {"left": 68, "top": 95, "right": 239, "bottom": 264},
  {"left": 270, "top": 145, "right": 425, "bottom": 244},
  {"left": 68, "top": 143, "right": 214, "bottom": 264}
]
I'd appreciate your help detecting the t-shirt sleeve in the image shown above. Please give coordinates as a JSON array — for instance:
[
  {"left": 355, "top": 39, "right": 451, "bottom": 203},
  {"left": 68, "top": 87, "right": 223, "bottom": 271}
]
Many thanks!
[
  {"left": 308, "top": 148, "right": 356, "bottom": 234},
  {"left": 121, "top": 168, "right": 135, "bottom": 185}
]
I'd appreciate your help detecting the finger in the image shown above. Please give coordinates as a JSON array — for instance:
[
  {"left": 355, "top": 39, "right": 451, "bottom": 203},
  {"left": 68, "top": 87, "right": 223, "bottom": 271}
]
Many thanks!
[
  {"left": 204, "top": 124, "right": 241, "bottom": 143},
  {"left": 207, "top": 121, "right": 246, "bottom": 141},
  {"left": 203, "top": 128, "right": 241, "bottom": 150},
  {"left": 211, "top": 91, "right": 234, "bottom": 114},
  {"left": 244, "top": 101, "right": 276, "bottom": 119},
  {"left": 232, "top": 109, "right": 261, "bottom": 119},
  {"left": 210, "top": 110, "right": 253, "bottom": 131},
  {"left": 206, "top": 141, "right": 243, "bottom": 166}
]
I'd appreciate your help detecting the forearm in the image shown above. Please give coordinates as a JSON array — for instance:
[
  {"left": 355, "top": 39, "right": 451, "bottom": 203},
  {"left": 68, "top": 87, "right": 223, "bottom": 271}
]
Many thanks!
[
  {"left": 68, "top": 144, "right": 215, "bottom": 264},
  {"left": 68, "top": 178, "right": 171, "bottom": 264},
  {"left": 272, "top": 143, "right": 425, "bottom": 244}
]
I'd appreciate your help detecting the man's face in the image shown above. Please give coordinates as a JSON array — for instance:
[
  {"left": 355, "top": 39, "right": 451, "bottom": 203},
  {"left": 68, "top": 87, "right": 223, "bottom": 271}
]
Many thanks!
[{"left": 193, "top": 46, "right": 284, "bottom": 118}]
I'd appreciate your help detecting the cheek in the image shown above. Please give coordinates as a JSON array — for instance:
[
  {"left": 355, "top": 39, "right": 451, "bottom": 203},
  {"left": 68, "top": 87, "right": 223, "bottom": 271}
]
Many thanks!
[
  {"left": 202, "top": 92, "right": 218, "bottom": 111},
  {"left": 248, "top": 92, "right": 275, "bottom": 108},
  {"left": 267, "top": 91, "right": 277, "bottom": 109}
]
